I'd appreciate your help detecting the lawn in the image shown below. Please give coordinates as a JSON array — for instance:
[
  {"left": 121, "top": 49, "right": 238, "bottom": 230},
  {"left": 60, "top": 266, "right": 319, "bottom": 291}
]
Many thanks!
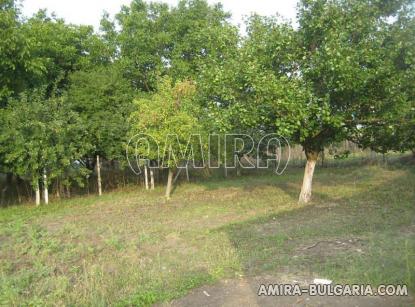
[{"left": 0, "top": 162, "right": 414, "bottom": 306}]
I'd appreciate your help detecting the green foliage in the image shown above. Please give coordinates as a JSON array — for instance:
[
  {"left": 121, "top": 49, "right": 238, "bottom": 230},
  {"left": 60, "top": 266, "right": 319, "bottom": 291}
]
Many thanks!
[
  {"left": 1, "top": 0, "right": 414, "bottom": 200},
  {"left": 0, "top": 88, "right": 90, "bottom": 188},
  {"left": 0, "top": 0, "right": 43, "bottom": 104},
  {"left": 353, "top": 9, "right": 415, "bottom": 153},
  {"left": 115, "top": 0, "right": 238, "bottom": 91},
  {"left": 22, "top": 11, "right": 109, "bottom": 94},
  {"left": 66, "top": 66, "right": 134, "bottom": 161},
  {"left": 239, "top": 0, "right": 415, "bottom": 154},
  {"left": 115, "top": 0, "right": 170, "bottom": 91},
  {"left": 1, "top": 2, "right": 109, "bottom": 105},
  {"left": 129, "top": 77, "right": 205, "bottom": 168}
]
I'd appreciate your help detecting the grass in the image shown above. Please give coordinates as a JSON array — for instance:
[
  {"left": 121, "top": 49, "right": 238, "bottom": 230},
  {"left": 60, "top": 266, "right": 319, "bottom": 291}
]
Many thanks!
[{"left": 0, "top": 162, "right": 414, "bottom": 306}]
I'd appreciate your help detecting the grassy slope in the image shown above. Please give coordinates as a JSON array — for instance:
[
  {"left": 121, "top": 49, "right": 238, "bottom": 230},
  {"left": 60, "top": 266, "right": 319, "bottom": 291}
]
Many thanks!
[{"left": 0, "top": 163, "right": 414, "bottom": 306}]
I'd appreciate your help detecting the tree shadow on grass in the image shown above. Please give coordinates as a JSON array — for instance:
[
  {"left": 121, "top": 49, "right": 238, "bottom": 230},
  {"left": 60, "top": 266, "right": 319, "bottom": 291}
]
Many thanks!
[{"left": 203, "top": 167, "right": 415, "bottom": 305}]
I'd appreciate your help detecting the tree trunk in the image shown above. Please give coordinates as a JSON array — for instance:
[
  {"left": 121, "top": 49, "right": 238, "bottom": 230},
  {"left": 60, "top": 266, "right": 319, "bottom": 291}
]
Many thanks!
[
  {"left": 144, "top": 165, "right": 149, "bottom": 190},
  {"left": 35, "top": 181, "right": 40, "bottom": 206},
  {"left": 236, "top": 164, "right": 241, "bottom": 176},
  {"left": 16, "top": 176, "right": 23, "bottom": 203},
  {"left": 236, "top": 155, "right": 242, "bottom": 176},
  {"left": 298, "top": 149, "right": 319, "bottom": 204},
  {"left": 96, "top": 155, "right": 102, "bottom": 196},
  {"left": 150, "top": 168, "right": 155, "bottom": 190},
  {"left": 412, "top": 149, "right": 415, "bottom": 158},
  {"left": 43, "top": 169, "right": 49, "bottom": 204},
  {"left": 185, "top": 164, "right": 190, "bottom": 182},
  {"left": 55, "top": 178, "right": 61, "bottom": 199},
  {"left": 203, "top": 166, "right": 211, "bottom": 177},
  {"left": 87, "top": 176, "right": 90, "bottom": 195},
  {"left": 224, "top": 165, "right": 227, "bottom": 177},
  {"left": 1, "top": 173, "right": 13, "bottom": 205},
  {"left": 165, "top": 168, "right": 174, "bottom": 200}
]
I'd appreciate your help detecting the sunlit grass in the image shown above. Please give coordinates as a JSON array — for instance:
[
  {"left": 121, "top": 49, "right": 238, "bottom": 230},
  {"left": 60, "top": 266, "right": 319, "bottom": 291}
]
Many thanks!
[{"left": 0, "top": 162, "right": 414, "bottom": 305}]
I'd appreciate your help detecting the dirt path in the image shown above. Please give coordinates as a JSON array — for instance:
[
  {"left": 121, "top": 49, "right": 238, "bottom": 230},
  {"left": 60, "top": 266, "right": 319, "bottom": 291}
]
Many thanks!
[{"left": 160, "top": 275, "right": 414, "bottom": 307}]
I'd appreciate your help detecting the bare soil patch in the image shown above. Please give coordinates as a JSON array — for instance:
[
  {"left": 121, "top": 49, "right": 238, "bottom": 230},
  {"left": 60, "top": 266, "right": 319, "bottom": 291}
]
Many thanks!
[{"left": 162, "top": 275, "right": 414, "bottom": 307}]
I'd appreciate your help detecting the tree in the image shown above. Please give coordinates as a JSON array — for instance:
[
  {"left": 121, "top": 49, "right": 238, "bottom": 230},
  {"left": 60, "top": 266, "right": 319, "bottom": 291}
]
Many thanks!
[
  {"left": 352, "top": 9, "right": 415, "bottom": 156},
  {"left": 66, "top": 65, "right": 134, "bottom": 195},
  {"left": 22, "top": 10, "right": 106, "bottom": 94},
  {"left": 167, "top": 0, "right": 238, "bottom": 81},
  {"left": 0, "top": 88, "right": 90, "bottom": 205},
  {"left": 115, "top": 0, "right": 171, "bottom": 92},
  {"left": 0, "top": 0, "right": 44, "bottom": 106},
  {"left": 117, "top": 0, "right": 238, "bottom": 189},
  {"left": 115, "top": 0, "right": 238, "bottom": 91},
  {"left": 0, "top": 2, "right": 105, "bottom": 202},
  {"left": 129, "top": 77, "right": 204, "bottom": 199},
  {"left": 241, "top": 0, "right": 414, "bottom": 203}
]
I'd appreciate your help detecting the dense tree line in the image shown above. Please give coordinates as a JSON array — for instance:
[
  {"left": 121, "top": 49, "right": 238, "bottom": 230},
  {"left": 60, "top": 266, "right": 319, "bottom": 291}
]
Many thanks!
[{"left": 0, "top": 0, "right": 414, "bottom": 205}]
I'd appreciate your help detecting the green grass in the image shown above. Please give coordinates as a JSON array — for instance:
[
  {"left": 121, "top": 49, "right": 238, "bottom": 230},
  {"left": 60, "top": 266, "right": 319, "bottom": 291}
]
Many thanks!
[{"left": 0, "top": 163, "right": 414, "bottom": 306}]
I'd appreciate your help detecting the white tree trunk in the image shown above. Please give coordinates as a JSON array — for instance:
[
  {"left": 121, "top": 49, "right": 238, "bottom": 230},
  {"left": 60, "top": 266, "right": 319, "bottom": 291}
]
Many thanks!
[
  {"left": 165, "top": 168, "right": 174, "bottom": 200},
  {"left": 298, "top": 150, "right": 319, "bottom": 204},
  {"left": 224, "top": 165, "right": 227, "bottom": 177},
  {"left": 96, "top": 155, "right": 102, "bottom": 196},
  {"left": 35, "top": 181, "right": 40, "bottom": 206},
  {"left": 144, "top": 165, "right": 149, "bottom": 190},
  {"left": 150, "top": 168, "right": 155, "bottom": 190},
  {"left": 43, "top": 169, "right": 48, "bottom": 204}
]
